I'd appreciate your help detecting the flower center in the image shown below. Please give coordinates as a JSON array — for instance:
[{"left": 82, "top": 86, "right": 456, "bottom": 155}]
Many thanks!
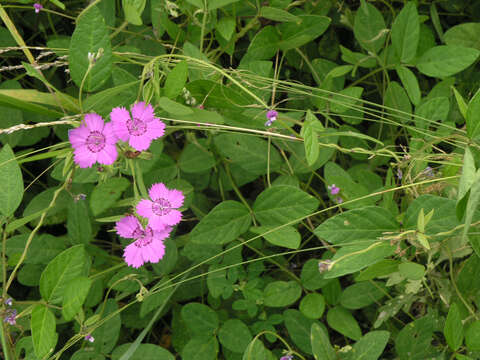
[
  {"left": 127, "top": 118, "right": 147, "bottom": 136},
  {"left": 86, "top": 131, "right": 106, "bottom": 153},
  {"left": 152, "top": 198, "right": 171, "bottom": 216},
  {"left": 133, "top": 226, "right": 153, "bottom": 247}
]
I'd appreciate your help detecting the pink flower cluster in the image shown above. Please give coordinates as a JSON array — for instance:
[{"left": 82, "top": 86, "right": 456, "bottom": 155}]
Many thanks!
[
  {"left": 116, "top": 183, "right": 184, "bottom": 268},
  {"left": 68, "top": 102, "right": 165, "bottom": 168}
]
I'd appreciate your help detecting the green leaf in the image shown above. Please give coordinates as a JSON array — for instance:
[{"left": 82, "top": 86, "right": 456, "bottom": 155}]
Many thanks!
[
  {"left": 190, "top": 200, "right": 251, "bottom": 245},
  {"left": 444, "top": 23, "right": 480, "bottom": 50},
  {"left": 39, "top": 245, "right": 89, "bottom": 304},
  {"left": 465, "top": 321, "right": 480, "bottom": 351},
  {"left": 122, "top": 0, "right": 146, "bottom": 25},
  {"left": 253, "top": 185, "right": 319, "bottom": 226},
  {"left": 263, "top": 281, "right": 302, "bottom": 307},
  {"left": 398, "top": 262, "right": 425, "bottom": 280},
  {"left": 340, "top": 281, "right": 386, "bottom": 310},
  {"left": 353, "top": 0, "right": 386, "bottom": 53},
  {"left": 218, "top": 319, "right": 252, "bottom": 353},
  {"left": 457, "top": 147, "right": 476, "bottom": 220},
  {"left": 303, "top": 111, "right": 320, "bottom": 166},
  {"left": 416, "top": 46, "right": 479, "bottom": 78},
  {"left": 462, "top": 170, "right": 480, "bottom": 255},
  {"left": 452, "top": 86, "right": 468, "bottom": 120},
  {"left": 112, "top": 343, "right": 175, "bottom": 360},
  {"left": 346, "top": 331, "right": 390, "bottom": 360},
  {"left": 260, "top": 7, "right": 300, "bottom": 23},
  {"left": 327, "top": 306, "right": 362, "bottom": 340},
  {"left": 31, "top": 305, "right": 58, "bottom": 359},
  {"left": 301, "top": 258, "right": 331, "bottom": 291},
  {"left": 355, "top": 260, "right": 399, "bottom": 281},
  {"left": 444, "top": 303, "right": 464, "bottom": 351},
  {"left": 278, "top": 15, "right": 331, "bottom": 51},
  {"left": 67, "top": 200, "right": 92, "bottom": 244},
  {"left": 69, "top": 5, "right": 113, "bottom": 92},
  {"left": 164, "top": 61, "right": 188, "bottom": 99},
  {"left": 90, "top": 177, "right": 130, "bottom": 216},
  {"left": 330, "top": 87, "right": 364, "bottom": 114},
  {"left": 384, "top": 81, "right": 411, "bottom": 122},
  {"left": 325, "top": 242, "right": 396, "bottom": 279},
  {"left": 157, "top": 97, "right": 194, "bottom": 115},
  {"left": 284, "top": 309, "right": 318, "bottom": 354},
  {"left": 395, "top": 315, "right": 438, "bottom": 359},
  {"left": 182, "top": 336, "right": 218, "bottom": 360},
  {"left": 62, "top": 276, "right": 92, "bottom": 321},
  {"left": 216, "top": 17, "right": 235, "bottom": 41},
  {"left": 467, "top": 88, "right": 480, "bottom": 140},
  {"left": 314, "top": 206, "right": 399, "bottom": 245},
  {"left": 311, "top": 323, "right": 336, "bottom": 360},
  {"left": 179, "top": 141, "right": 215, "bottom": 173},
  {"left": 246, "top": 26, "right": 280, "bottom": 60},
  {"left": 243, "top": 338, "right": 269, "bottom": 360},
  {"left": 0, "top": 144, "right": 23, "bottom": 217},
  {"left": 391, "top": 2, "right": 419, "bottom": 63},
  {"left": 83, "top": 81, "right": 139, "bottom": 113},
  {"left": 92, "top": 299, "right": 121, "bottom": 353},
  {"left": 214, "top": 133, "right": 282, "bottom": 175},
  {"left": 250, "top": 225, "right": 301, "bottom": 249},
  {"left": 300, "top": 293, "right": 325, "bottom": 319},
  {"left": 396, "top": 66, "right": 421, "bottom": 106},
  {"left": 181, "top": 303, "right": 219, "bottom": 335}
]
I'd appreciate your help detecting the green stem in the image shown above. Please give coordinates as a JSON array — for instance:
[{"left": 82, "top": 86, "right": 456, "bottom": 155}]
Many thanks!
[
  {"left": 0, "top": 322, "right": 10, "bottom": 360},
  {"left": 128, "top": 159, "right": 140, "bottom": 200},
  {"left": 134, "top": 160, "right": 148, "bottom": 198}
]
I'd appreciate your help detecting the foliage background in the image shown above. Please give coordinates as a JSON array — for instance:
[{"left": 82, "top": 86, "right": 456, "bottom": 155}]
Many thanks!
[{"left": 2, "top": 0, "right": 480, "bottom": 359}]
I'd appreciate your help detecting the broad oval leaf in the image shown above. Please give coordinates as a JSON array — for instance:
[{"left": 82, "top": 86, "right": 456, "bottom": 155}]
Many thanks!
[
  {"left": 340, "top": 281, "right": 386, "bottom": 310},
  {"left": 444, "top": 23, "right": 480, "bottom": 50},
  {"left": 278, "top": 15, "right": 331, "bottom": 51},
  {"left": 0, "top": 144, "right": 23, "bottom": 217},
  {"left": 353, "top": 0, "right": 386, "bottom": 53},
  {"left": 69, "top": 5, "right": 113, "bottom": 92},
  {"left": 326, "top": 306, "right": 362, "bottom": 340},
  {"left": 31, "top": 305, "right": 58, "bottom": 359},
  {"left": 416, "top": 45, "right": 479, "bottom": 78},
  {"left": 314, "top": 206, "right": 399, "bottom": 245},
  {"left": 112, "top": 343, "right": 175, "bottom": 360},
  {"left": 311, "top": 323, "right": 335, "bottom": 360},
  {"left": 444, "top": 303, "right": 464, "bottom": 351},
  {"left": 218, "top": 319, "right": 252, "bottom": 353},
  {"left": 391, "top": 2, "right": 419, "bottom": 63},
  {"left": 181, "top": 303, "right": 219, "bottom": 335},
  {"left": 263, "top": 281, "right": 302, "bottom": 307},
  {"left": 253, "top": 185, "right": 319, "bottom": 226},
  {"left": 39, "top": 245, "right": 89, "bottom": 304},
  {"left": 190, "top": 200, "right": 251, "bottom": 245},
  {"left": 347, "top": 331, "right": 390, "bottom": 360},
  {"left": 250, "top": 225, "right": 301, "bottom": 249},
  {"left": 62, "top": 276, "right": 92, "bottom": 321}
]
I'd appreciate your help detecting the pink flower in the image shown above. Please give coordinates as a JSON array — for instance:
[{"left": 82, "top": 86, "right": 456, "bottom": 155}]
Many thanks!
[
  {"left": 3, "top": 309, "right": 16, "bottom": 325},
  {"left": 33, "top": 3, "right": 43, "bottom": 13},
  {"left": 327, "top": 184, "right": 340, "bottom": 195},
  {"left": 68, "top": 113, "right": 118, "bottom": 168},
  {"left": 116, "top": 216, "right": 171, "bottom": 268},
  {"left": 136, "top": 183, "right": 184, "bottom": 231},
  {"left": 265, "top": 110, "right": 278, "bottom": 126},
  {"left": 84, "top": 334, "right": 94, "bottom": 343},
  {"left": 110, "top": 102, "right": 165, "bottom": 152}
]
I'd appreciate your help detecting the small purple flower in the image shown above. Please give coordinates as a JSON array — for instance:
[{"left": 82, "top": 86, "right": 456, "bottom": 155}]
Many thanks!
[
  {"left": 73, "top": 193, "right": 87, "bottom": 202},
  {"left": 280, "top": 356, "right": 293, "bottom": 360},
  {"left": 4, "top": 309, "right": 16, "bottom": 325},
  {"left": 335, "top": 197, "right": 343, "bottom": 204},
  {"left": 265, "top": 110, "right": 278, "bottom": 127},
  {"left": 423, "top": 166, "right": 434, "bottom": 178},
  {"left": 84, "top": 334, "right": 95, "bottom": 343},
  {"left": 33, "top": 3, "right": 43, "bottom": 13},
  {"left": 327, "top": 184, "right": 340, "bottom": 195},
  {"left": 4, "top": 298, "right": 12, "bottom": 306},
  {"left": 397, "top": 169, "right": 403, "bottom": 180}
]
